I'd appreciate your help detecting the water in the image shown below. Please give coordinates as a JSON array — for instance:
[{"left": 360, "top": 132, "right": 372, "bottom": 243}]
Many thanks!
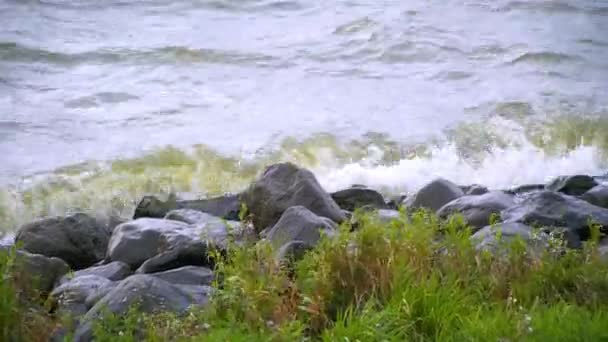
[{"left": 1, "top": 0, "right": 608, "bottom": 230}]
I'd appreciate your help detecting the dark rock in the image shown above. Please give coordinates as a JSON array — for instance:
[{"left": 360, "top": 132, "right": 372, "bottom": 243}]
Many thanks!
[
  {"left": 471, "top": 222, "right": 549, "bottom": 255},
  {"left": 501, "top": 191, "right": 608, "bottom": 246},
  {"left": 135, "top": 240, "right": 213, "bottom": 274},
  {"left": 461, "top": 184, "right": 489, "bottom": 196},
  {"left": 84, "top": 281, "right": 117, "bottom": 309},
  {"left": 57, "top": 261, "right": 131, "bottom": 286},
  {"left": 403, "top": 178, "right": 464, "bottom": 212},
  {"left": 437, "top": 191, "right": 515, "bottom": 231},
  {"left": 386, "top": 194, "right": 407, "bottom": 209},
  {"left": 505, "top": 184, "right": 545, "bottom": 195},
  {"left": 148, "top": 266, "right": 214, "bottom": 286},
  {"left": 15, "top": 213, "right": 111, "bottom": 269},
  {"left": 1, "top": 249, "right": 70, "bottom": 294},
  {"left": 331, "top": 187, "right": 387, "bottom": 212},
  {"left": 267, "top": 206, "right": 337, "bottom": 249},
  {"left": 73, "top": 274, "right": 212, "bottom": 342},
  {"left": 134, "top": 193, "right": 241, "bottom": 221},
  {"left": 50, "top": 275, "right": 113, "bottom": 316},
  {"left": 242, "top": 163, "right": 345, "bottom": 232},
  {"left": 276, "top": 241, "right": 314, "bottom": 263},
  {"left": 546, "top": 175, "right": 598, "bottom": 196},
  {"left": 581, "top": 185, "right": 608, "bottom": 209}
]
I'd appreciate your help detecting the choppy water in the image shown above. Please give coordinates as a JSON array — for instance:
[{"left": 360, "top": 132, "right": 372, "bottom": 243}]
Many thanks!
[{"left": 1, "top": 0, "right": 608, "bottom": 231}]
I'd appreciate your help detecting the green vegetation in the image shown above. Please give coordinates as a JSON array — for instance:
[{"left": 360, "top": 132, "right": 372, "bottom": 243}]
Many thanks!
[{"left": 3, "top": 209, "right": 607, "bottom": 341}]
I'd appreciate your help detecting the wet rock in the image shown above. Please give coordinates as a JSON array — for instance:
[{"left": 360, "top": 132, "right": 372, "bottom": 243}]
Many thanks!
[
  {"left": 471, "top": 222, "right": 549, "bottom": 255},
  {"left": 581, "top": 185, "right": 608, "bottom": 209},
  {"left": 501, "top": 191, "right": 608, "bottom": 247},
  {"left": 242, "top": 163, "right": 345, "bottom": 232},
  {"left": 386, "top": 194, "right": 407, "bottom": 209},
  {"left": 134, "top": 193, "right": 241, "bottom": 221},
  {"left": 403, "top": 178, "right": 464, "bottom": 212},
  {"left": 107, "top": 218, "right": 231, "bottom": 270},
  {"left": 546, "top": 175, "right": 598, "bottom": 196},
  {"left": 50, "top": 275, "right": 112, "bottom": 316},
  {"left": 267, "top": 206, "right": 337, "bottom": 249},
  {"left": 505, "top": 184, "right": 545, "bottom": 195},
  {"left": 331, "top": 187, "right": 387, "bottom": 212},
  {"left": 148, "top": 266, "right": 214, "bottom": 286},
  {"left": 73, "top": 274, "right": 212, "bottom": 342},
  {"left": 437, "top": 191, "right": 515, "bottom": 231},
  {"left": 1, "top": 249, "right": 70, "bottom": 294},
  {"left": 15, "top": 213, "right": 111, "bottom": 269},
  {"left": 461, "top": 184, "right": 489, "bottom": 196},
  {"left": 57, "top": 261, "right": 131, "bottom": 286}
]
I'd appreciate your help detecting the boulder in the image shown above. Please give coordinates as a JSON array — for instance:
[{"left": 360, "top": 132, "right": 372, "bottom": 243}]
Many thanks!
[
  {"left": 242, "top": 163, "right": 345, "bottom": 232},
  {"left": 471, "top": 222, "right": 549, "bottom": 255},
  {"left": 15, "top": 213, "right": 111, "bottom": 269},
  {"left": 147, "top": 266, "right": 214, "bottom": 286},
  {"left": 461, "top": 184, "right": 489, "bottom": 196},
  {"left": 73, "top": 274, "right": 212, "bottom": 342},
  {"left": 266, "top": 206, "right": 337, "bottom": 249},
  {"left": 403, "top": 178, "right": 464, "bottom": 212},
  {"left": 386, "top": 194, "right": 407, "bottom": 210},
  {"left": 134, "top": 193, "right": 241, "bottom": 221},
  {"left": 107, "top": 218, "right": 231, "bottom": 270},
  {"left": 501, "top": 191, "right": 608, "bottom": 246},
  {"left": 330, "top": 187, "right": 387, "bottom": 212},
  {"left": 546, "top": 175, "right": 598, "bottom": 196},
  {"left": 57, "top": 261, "right": 131, "bottom": 286},
  {"left": 581, "top": 185, "right": 608, "bottom": 209},
  {"left": 1, "top": 249, "right": 70, "bottom": 294},
  {"left": 276, "top": 241, "right": 314, "bottom": 263},
  {"left": 505, "top": 184, "right": 545, "bottom": 195},
  {"left": 437, "top": 191, "right": 515, "bottom": 231},
  {"left": 376, "top": 209, "right": 401, "bottom": 223},
  {"left": 50, "top": 275, "right": 113, "bottom": 316}
]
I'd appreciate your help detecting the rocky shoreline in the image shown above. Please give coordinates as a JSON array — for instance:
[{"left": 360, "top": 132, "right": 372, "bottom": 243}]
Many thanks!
[{"left": 2, "top": 162, "right": 608, "bottom": 341}]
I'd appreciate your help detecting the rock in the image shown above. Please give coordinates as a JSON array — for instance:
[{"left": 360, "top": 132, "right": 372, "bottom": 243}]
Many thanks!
[
  {"left": 242, "top": 163, "right": 345, "bottom": 232},
  {"left": 330, "top": 187, "right": 387, "bottom": 212},
  {"left": 501, "top": 191, "right": 608, "bottom": 246},
  {"left": 1, "top": 249, "right": 70, "bottom": 294},
  {"left": 581, "top": 185, "right": 608, "bottom": 209},
  {"left": 461, "top": 184, "right": 489, "bottom": 196},
  {"left": 386, "top": 194, "right": 407, "bottom": 209},
  {"left": 50, "top": 275, "right": 112, "bottom": 316},
  {"left": 266, "top": 206, "right": 337, "bottom": 249},
  {"left": 107, "top": 218, "right": 231, "bottom": 270},
  {"left": 276, "top": 241, "right": 314, "bottom": 263},
  {"left": 84, "top": 281, "right": 117, "bottom": 309},
  {"left": 134, "top": 193, "right": 241, "bottom": 221},
  {"left": 15, "top": 213, "right": 111, "bottom": 269},
  {"left": 437, "top": 191, "right": 515, "bottom": 231},
  {"left": 147, "top": 266, "right": 214, "bottom": 286},
  {"left": 73, "top": 274, "right": 212, "bottom": 342},
  {"left": 57, "top": 261, "right": 131, "bottom": 286},
  {"left": 403, "top": 178, "right": 464, "bottom": 212},
  {"left": 505, "top": 184, "right": 545, "bottom": 195},
  {"left": 471, "top": 222, "right": 549, "bottom": 255},
  {"left": 377, "top": 209, "right": 401, "bottom": 223},
  {"left": 546, "top": 175, "right": 598, "bottom": 196}
]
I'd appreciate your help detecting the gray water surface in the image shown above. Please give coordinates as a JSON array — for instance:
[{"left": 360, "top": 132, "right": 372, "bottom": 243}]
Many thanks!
[{"left": 1, "top": 0, "right": 608, "bottom": 181}]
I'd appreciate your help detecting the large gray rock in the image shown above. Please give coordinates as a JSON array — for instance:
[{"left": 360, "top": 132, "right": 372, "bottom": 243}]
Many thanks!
[
  {"left": 242, "top": 163, "right": 345, "bottom": 232},
  {"left": 107, "top": 218, "right": 232, "bottom": 270},
  {"left": 50, "top": 275, "right": 113, "bottom": 316},
  {"left": 581, "top": 185, "right": 608, "bottom": 209},
  {"left": 134, "top": 193, "right": 241, "bottom": 221},
  {"left": 73, "top": 274, "right": 212, "bottom": 342},
  {"left": 276, "top": 241, "right": 314, "bottom": 263},
  {"left": 461, "top": 184, "right": 489, "bottom": 196},
  {"left": 331, "top": 187, "right": 387, "bottom": 212},
  {"left": 501, "top": 191, "right": 608, "bottom": 246},
  {"left": 471, "top": 222, "right": 549, "bottom": 255},
  {"left": 546, "top": 175, "right": 598, "bottom": 196},
  {"left": 266, "top": 206, "right": 337, "bottom": 249},
  {"left": 403, "top": 178, "right": 464, "bottom": 212},
  {"left": 15, "top": 213, "right": 111, "bottom": 269},
  {"left": 57, "top": 261, "right": 131, "bottom": 286},
  {"left": 437, "top": 191, "right": 515, "bottom": 231},
  {"left": 1, "top": 249, "right": 70, "bottom": 294},
  {"left": 147, "top": 266, "right": 214, "bottom": 286}
]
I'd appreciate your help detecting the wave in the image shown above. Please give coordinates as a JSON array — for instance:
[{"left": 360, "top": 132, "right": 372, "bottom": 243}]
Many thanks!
[
  {"left": 1, "top": 115, "right": 607, "bottom": 233},
  {"left": 0, "top": 42, "right": 285, "bottom": 67}
]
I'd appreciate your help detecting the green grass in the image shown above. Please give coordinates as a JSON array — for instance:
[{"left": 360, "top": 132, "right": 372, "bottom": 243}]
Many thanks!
[{"left": 2, "top": 209, "right": 608, "bottom": 341}]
